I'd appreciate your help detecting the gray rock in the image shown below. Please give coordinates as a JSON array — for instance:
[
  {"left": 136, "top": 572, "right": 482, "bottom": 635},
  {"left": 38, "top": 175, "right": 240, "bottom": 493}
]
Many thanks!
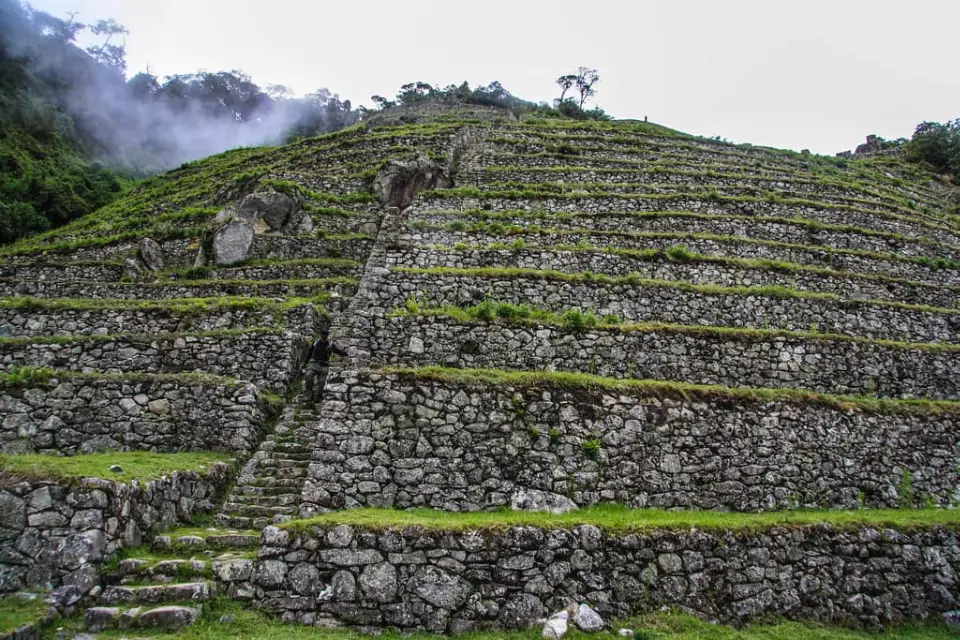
[
  {"left": 109, "top": 465, "right": 124, "bottom": 474},
  {"left": 212, "top": 220, "right": 255, "bottom": 265},
  {"left": 254, "top": 560, "right": 288, "bottom": 587},
  {"left": 328, "top": 570, "right": 357, "bottom": 602},
  {"left": 374, "top": 155, "right": 445, "bottom": 209},
  {"left": 542, "top": 611, "right": 569, "bottom": 640},
  {"left": 62, "top": 565, "right": 99, "bottom": 594},
  {"left": 570, "top": 603, "right": 604, "bottom": 632},
  {"left": 359, "top": 562, "right": 398, "bottom": 603},
  {"left": 408, "top": 565, "right": 473, "bottom": 609},
  {"left": 239, "top": 192, "right": 297, "bottom": 231},
  {"left": 618, "top": 629, "right": 636, "bottom": 637},
  {"left": 319, "top": 548, "right": 383, "bottom": 566},
  {"left": 287, "top": 563, "right": 322, "bottom": 596},
  {"left": 262, "top": 525, "right": 290, "bottom": 547},
  {"left": 511, "top": 489, "right": 579, "bottom": 515},
  {"left": 137, "top": 606, "right": 199, "bottom": 631},
  {"left": 0, "top": 491, "right": 26, "bottom": 530},
  {"left": 138, "top": 238, "right": 166, "bottom": 271},
  {"left": 85, "top": 607, "right": 120, "bottom": 632},
  {"left": 212, "top": 559, "right": 253, "bottom": 582},
  {"left": 60, "top": 530, "right": 106, "bottom": 569},
  {"left": 498, "top": 593, "right": 545, "bottom": 628}
]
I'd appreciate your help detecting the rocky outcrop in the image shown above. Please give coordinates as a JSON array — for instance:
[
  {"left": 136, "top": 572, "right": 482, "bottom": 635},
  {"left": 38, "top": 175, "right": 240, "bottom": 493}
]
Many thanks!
[
  {"left": 374, "top": 156, "right": 445, "bottom": 209},
  {"left": 212, "top": 220, "right": 255, "bottom": 266}
]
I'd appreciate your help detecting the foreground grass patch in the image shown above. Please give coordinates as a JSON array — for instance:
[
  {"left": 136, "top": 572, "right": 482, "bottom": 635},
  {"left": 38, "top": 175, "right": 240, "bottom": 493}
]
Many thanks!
[
  {"left": 0, "top": 594, "right": 49, "bottom": 634},
  {"left": 0, "top": 451, "right": 233, "bottom": 484},
  {"left": 283, "top": 505, "right": 960, "bottom": 534},
  {"left": 69, "top": 599, "right": 959, "bottom": 640}
]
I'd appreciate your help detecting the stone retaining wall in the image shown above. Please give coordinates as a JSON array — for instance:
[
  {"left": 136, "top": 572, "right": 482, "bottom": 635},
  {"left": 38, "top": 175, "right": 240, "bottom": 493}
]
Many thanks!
[
  {"left": 0, "top": 280, "right": 356, "bottom": 302},
  {"left": 0, "top": 331, "right": 309, "bottom": 393},
  {"left": 407, "top": 229, "right": 958, "bottom": 286},
  {"left": 365, "top": 315, "right": 960, "bottom": 400},
  {"left": 408, "top": 211, "right": 959, "bottom": 261},
  {"left": 0, "top": 304, "right": 322, "bottom": 339},
  {"left": 0, "top": 375, "right": 272, "bottom": 455},
  {"left": 228, "top": 522, "right": 960, "bottom": 630},
  {"left": 373, "top": 272, "right": 959, "bottom": 344},
  {"left": 0, "top": 464, "right": 230, "bottom": 594},
  {"left": 299, "top": 370, "right": 960, "bottom": 513},
  {"left": 249, "top": 236, "right": 374, "bottom": 262},
  {"left": 385, "top": 249, "right": 954, "bottom": 308},
  {"left": 417, "top": 196, "right": 960, "bottom": 247}
]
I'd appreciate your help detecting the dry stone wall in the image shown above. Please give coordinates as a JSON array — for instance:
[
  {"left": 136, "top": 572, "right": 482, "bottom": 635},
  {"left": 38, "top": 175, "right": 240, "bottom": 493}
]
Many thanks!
[
  {"left": 417, "top": 196, "right": 960, "bottom": 246},
  {"left": 0, "top": 280, "right": 356, "bottom": 301},
  {"left": 0, "top": 331, "right": 309, "bottom": 393},
  {"left": 0, "top": 304, "right": 321, "bottom": 339},
  {"left": 385, "top": 249, "right": 955, "bottom": 308},
  {"left": 0, "top": 464, "right": 230, "bottom": 594},
  {"left": 374, "top": 272, "right": 959, "bottom": 344},
  {"left": 0, "top": 375, "right": 271, "bottom": 455},
  {"left": 408, "top": 211, "right": 959, "bottom": 261},
  {"left": 365, "top": 315, "right": 960, "bottom": 399},
  {"left": 231, "top": 523, "right": 960, "bottom": 630},
  {"left": 299, "top": 370, "right": 960, "bottom": 513},
  {"left": 407, "top": 229, "right": 958, "bottom": 286}
]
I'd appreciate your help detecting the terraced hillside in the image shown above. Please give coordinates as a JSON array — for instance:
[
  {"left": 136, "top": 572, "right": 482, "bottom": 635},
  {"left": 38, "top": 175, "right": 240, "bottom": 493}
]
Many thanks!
[{"left": 1, "top": 105, "right": 960, "bottom": 637}]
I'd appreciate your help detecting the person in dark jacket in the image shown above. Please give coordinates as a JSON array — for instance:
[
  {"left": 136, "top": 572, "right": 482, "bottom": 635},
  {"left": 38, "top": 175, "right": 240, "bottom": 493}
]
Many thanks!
[{"left": 304, "top": 330, "right": 347, "bottom": 401}]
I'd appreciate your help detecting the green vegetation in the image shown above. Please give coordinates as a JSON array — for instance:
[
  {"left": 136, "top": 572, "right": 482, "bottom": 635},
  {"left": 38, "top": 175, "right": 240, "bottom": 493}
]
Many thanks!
[
  {"left": 392, "top": 300, "right": 960, "bottom": 352},
  {"left": 0, "top": 451, "right": 232, "bottom": 483},
  {"left": 284, "top": 504, "right": 960, "bottom": 533},
  {"left": 394, "top": 266, "right": 958, "bottom": 314},
  {"left": 0, "top": 326, "right": 286, "bottom": 347},
  {"left": 0, "top": 593, "right": 49, "bottom": 635},
  {"left": 905, "top": 119, "right": 960, "bottom": 184},
  {"left": 0, "top": 367, "right": 246, "bottom": 388},
  {"left": 425, "top": 219, "right": 960, "bottom": 270},
  {"left": 383, "top": 366, "right": 960, "bottom": 415},
  {"left": 0, "top": 295, "right": 329, "bottom": 315}
]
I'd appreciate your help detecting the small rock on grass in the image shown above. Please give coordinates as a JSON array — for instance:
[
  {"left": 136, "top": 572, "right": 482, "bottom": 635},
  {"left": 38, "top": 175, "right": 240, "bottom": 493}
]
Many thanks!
[{"left": 570, "top": 603, "right": 604, "bottom": 632}]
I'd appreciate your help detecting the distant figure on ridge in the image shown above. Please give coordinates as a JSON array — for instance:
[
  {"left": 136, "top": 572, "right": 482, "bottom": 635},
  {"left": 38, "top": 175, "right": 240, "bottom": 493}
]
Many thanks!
[{"left": 304, "top": 330, "right": 347, "bottom": 402}]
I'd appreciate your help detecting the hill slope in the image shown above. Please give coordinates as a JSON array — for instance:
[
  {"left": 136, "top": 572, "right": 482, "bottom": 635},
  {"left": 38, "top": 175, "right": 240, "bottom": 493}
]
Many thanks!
[{"left": 1, "top": 105, "right": 959, "bottom": 634}]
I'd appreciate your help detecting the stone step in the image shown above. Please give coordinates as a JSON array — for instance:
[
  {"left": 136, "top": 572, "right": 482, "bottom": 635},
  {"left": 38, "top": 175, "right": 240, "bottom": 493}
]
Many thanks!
[
  {"left": 220, "top": 503, "right": 297, "bottom": 517},
  {"left": 256, "top": 454, "right": 313, "bottom": 464},
  {"left": 98, "top": 581, "right": 216, "bottom": 606},
  {"left": 240, "top": 478, "right": 304, "bottom": 489},
  {"left": 107, "top": 558, "right": 210, "bottom": 585},
  {"left": 87, "top": 605, "right": 200, "bottom": 632},
  {"left": 235, "top": 485, "right": 305, "bottom": 497},
  {"left": 225, "top": 493, "right": 301, "bottom": 507},
  {"left": 152, "top": 532, "right": 260, "bottom": 552}
]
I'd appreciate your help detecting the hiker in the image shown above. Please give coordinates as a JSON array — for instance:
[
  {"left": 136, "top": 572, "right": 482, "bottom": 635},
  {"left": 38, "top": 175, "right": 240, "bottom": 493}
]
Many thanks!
[{"left": 303, "top": 330, "right": 347, "bottom": 401}]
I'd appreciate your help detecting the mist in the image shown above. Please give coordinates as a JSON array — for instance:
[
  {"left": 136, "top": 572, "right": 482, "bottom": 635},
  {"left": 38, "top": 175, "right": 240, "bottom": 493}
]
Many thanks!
[{"left": 0, "top": 0, "right": 358, "bottom": 175}]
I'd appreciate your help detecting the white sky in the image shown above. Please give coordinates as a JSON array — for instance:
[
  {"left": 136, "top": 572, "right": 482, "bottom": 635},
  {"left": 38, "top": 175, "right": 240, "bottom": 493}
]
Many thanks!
[{"left": 32, "top": 0, "right": 960, "bottom": 155}]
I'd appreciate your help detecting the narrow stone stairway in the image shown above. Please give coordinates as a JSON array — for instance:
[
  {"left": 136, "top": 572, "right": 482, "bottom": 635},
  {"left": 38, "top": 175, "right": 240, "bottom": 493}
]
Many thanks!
[{"left": 215, "top": 397, "right": 321, "bottom": 530}]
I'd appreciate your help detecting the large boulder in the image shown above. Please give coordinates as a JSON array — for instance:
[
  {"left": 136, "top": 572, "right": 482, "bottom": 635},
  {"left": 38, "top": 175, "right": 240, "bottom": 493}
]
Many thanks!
[
  {"left": 137, "top": 238, "right": 166, "bottom": 271},
  {"left": 511, "top": 488, "right": 578, "bottom": 515},
  {"left": 212, "top": 220, "right": 255, "bottom": 265},
  {"left": 239, "top": 192, "right": 297, "bottom": 231},
  {"left": 374, "top": 155, "right": 445, "bottom": 209}
]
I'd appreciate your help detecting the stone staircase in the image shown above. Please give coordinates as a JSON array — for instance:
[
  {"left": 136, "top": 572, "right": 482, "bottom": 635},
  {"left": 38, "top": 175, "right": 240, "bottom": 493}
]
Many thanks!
[{"left": 215, "top": 399, "right": 322, "bottom": 529}]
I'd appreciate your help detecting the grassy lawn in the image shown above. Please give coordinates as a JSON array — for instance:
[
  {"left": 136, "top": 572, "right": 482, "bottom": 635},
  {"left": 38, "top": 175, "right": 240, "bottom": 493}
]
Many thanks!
[
  {"left": 283, "top": 505, "right": 960, "bottom": 534},
  {"left": 58, "top": 600, "right": 957, "bottom": 640},
  {"left": 0, "top": 451, "right": 233, "bottom": 484},
  {"left": 0, "top": 594, "right": 50, "bottom": 634}
]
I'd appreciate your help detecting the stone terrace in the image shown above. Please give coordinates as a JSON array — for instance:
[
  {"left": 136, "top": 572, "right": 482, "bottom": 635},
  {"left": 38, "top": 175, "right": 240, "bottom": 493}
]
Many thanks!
[{"left": 1, "top": 107, "right": 959, "bottom": 635}]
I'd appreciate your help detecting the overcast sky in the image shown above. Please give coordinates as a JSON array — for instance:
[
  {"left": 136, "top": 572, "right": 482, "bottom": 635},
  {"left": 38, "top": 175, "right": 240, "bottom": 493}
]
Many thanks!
[{"left": 32, "top": 0, "right": 960, "bottom": 155}]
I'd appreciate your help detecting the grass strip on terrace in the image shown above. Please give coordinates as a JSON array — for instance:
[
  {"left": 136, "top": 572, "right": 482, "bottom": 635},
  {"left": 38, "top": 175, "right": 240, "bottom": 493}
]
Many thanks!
[
  {"left": 419, "top": 221, "right": 960, "bottom": 270},
  {"left": 0, "top": 277, "right": 359, "bottom": 289},
  {"left": 393, "top": 267, "right": 960, "bottom": 315},
  {"left": 391, "top": 300, "right": 960, "bottom": 353},
  {"left": 419, "top": 242, "right": 959, "bottom": 293},
  {"left": 0, "top": 224, "right": 215, "bottom": 257},
  {"left": 415, "top": 208, "right": 960, "bottom": 253},
  {"left": 283, "top": 504, "right": 960, "bottom": 533},
  {"left": 0, "top": 295, "right": 330, "bottom": 314},
  {"left": 383, "top": 366, "right": 960, "bottom": 415},
  {"left": 0, "top": 326, "right": 290, "bottom": 347},
  {"left": 63, "top": 599, "right": 960, "bottom": 640},
  {"left": 0, "top": 451, "right": 233, "bottom": 484},
  {"left": 0, "top": 594, "right": 49, "bottom": 635},
  {"left": 420, "top": 188, "right": 959, "bottom": 236},
  {"left": 0, "top": 367, "right": 251, "bottom": 388}
]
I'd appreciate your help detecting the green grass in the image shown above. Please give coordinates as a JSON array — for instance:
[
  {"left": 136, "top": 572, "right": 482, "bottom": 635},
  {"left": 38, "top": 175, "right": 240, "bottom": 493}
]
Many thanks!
[
  {"left": 0, "top": 367, "right": 245, "bottom": 388},
  {"left": 392, "top": 300, "right": 960, "bottom": 352},
  {"left": 393, "top": 267, "right": 959, "bottom": 314},
  {"left": 0, "top": 327, "right": 286, "bottom": 347},
  {"left": 0, "top": 594, "right": 50, "bottom": 634},
  {"left": 0, "top": 451, "right": 233, "bottom": 483},
  {"left": 57, "top": 599, "right": 957, "bottom": 640},
  {"left": 381, "top": 366, "right": 960, "bottom": 415},
  {"left": 284, "top": 505, "right": 960, "bottom": 533},
  {"left": 0, "top": 295, "right": 330, "bottom": 314}
]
